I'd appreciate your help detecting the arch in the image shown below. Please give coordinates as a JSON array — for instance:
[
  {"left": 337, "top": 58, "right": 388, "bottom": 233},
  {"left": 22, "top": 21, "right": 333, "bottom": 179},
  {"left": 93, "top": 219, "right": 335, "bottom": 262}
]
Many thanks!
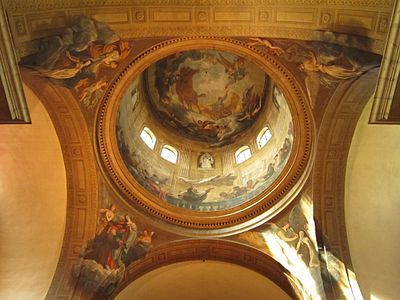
[
  {"left": 20, "top": 70, "right": 99, "bottom": 300},
  {"left": 312, "top": 67, "right": 379, "bottom": 266},
  {"left": 140, "top": 126, "right": 156, "bottom": 150},
  {"left": 257, "top": 126, "right": 273, "bottom": 149},
  {"left": 160, "top": 144, "right": 178, "bottom": 164},
  {"left": 235, "top": 145, "right": 252, "bottom": 164},
  {"left": 103, "top": 239, "right": 299, "bottom": 300}
]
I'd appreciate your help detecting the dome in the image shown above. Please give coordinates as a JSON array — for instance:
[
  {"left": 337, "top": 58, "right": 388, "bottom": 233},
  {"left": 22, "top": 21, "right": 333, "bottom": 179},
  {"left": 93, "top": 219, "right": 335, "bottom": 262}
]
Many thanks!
[
  {"left": 97, "top": 37, "right": 313, "bottom": 235},
  {"left": 144, "top": 49, "right": 268, "bottom": 146},
  {"left": 116, "top": 49, "right": 293, "bottom": 212}
]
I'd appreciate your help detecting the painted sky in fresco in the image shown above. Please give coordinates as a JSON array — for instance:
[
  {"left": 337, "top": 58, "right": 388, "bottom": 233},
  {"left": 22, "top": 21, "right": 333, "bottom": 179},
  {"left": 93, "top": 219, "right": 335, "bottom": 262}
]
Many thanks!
[{"left": 145, "top": 50, "right": 267, "bottom": 147}]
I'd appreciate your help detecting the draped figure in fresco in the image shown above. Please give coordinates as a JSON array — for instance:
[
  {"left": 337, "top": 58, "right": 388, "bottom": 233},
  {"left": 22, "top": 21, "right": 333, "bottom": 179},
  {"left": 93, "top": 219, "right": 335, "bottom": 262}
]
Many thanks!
[
  {"left": 288, "top": 204, "right": 320, "bottom": 268},
  {"left": 83, "top": 204, "right": 156, "bottom": 271},
  {"left": 180, "top": 186, "right": 213, "bottom": 203},
  {"left": 73, "top": 204, "right": 155, "bottom": 294},
  {"left": 247, "top": 37, "right": 371, "bottom": 109},
  {"left": 86, "top": 211, "right": 138, "bottom": 270},
  {"left": 24, "top": 16, "right": 131, "bottom": 108},
  {"left": 122, "top": 230, "right": 155, "bottom": 266},
  {"left": 299, "top": 50, "right": 363, "bottom": 80}
]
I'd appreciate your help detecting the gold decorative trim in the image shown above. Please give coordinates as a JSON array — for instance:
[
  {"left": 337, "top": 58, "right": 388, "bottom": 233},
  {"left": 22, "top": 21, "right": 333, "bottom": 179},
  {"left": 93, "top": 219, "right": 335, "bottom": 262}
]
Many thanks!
[
  {"left": 4, "top": 1, "right": 393, "bottom": 58},
  {"left": 3, "top": 0, "right": 394, "bottom": 12},
  {"left": 96, "top": 37, "right": 315, "bottom": 236}
]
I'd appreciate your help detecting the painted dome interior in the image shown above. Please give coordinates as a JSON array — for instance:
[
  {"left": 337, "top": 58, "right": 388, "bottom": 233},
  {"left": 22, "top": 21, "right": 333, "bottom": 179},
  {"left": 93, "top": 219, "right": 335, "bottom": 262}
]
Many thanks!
[
  {"left": 116, "top": 49, "right": 293, "bottom": 211},
  {"left": 144, "top": 50, "right": 267, "bottom": 146}
]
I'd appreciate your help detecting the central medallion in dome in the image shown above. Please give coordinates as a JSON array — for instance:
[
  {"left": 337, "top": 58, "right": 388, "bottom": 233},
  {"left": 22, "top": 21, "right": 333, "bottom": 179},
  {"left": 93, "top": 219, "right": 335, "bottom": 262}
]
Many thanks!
[{"left": 144, "top": 50, "right": 267, "bottom": 147}]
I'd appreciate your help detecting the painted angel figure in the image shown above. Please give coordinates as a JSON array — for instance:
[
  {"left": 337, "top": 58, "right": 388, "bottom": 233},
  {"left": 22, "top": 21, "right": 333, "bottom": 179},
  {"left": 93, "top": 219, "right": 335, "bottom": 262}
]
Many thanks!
[
  {"left": 32, "top": 51, "right": 92, "bottom": 80},
  {"left": 217, "top": 54, "right": 247, "bottom": 88},
  {"left": 247, "top": 37, "right": 285, "bottom": 56},
  {"left": 299, "top": 50, "right": 363, "bottom": 108},
  {"left": 299, "top": 50, "right": 363, "bottom": 80}
]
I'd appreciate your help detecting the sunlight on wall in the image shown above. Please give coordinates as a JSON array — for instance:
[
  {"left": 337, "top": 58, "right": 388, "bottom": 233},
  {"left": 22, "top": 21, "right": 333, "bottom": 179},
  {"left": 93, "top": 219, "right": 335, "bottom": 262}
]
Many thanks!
[
  {"left": 262, "top": 231, "right": 321, "bottom": 300},
  {"left": 346, "top": 98, "right": 400, "bottom": 299}
]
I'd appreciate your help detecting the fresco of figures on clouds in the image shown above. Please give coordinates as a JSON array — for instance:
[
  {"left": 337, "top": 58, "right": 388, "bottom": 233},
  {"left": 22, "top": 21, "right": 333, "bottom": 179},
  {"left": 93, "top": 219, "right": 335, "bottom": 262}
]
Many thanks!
[
  {"left": 23, "top": 16, "right": 132, "bottom": 109},
  {"left": 234, "top": 197, "right": 325, "bottom": 299},
  {"left": 247, "top": 37, "right": 380, "bottom": 110},
  {"left": 145, "top": 49, "right": 267, "bottom": 147},
  {"left": 116, "top": 74, "right": 293, "bottom": 211},
  {"left": 72, "top": 192, "right": 155, "bottom": 297}
]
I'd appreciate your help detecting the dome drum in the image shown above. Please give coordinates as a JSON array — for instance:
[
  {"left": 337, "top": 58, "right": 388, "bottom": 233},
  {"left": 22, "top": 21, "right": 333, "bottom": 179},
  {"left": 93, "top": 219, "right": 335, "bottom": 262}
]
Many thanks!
[{"left": 96, "top": 37, "right": 314, "bottom": 236}]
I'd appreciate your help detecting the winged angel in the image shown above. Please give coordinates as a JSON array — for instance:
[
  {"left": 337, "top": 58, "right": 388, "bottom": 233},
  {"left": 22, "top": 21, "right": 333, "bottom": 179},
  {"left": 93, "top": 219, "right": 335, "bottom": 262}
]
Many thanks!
[{"left": 247, "top": 37, "right": 365, "bottom": 108}]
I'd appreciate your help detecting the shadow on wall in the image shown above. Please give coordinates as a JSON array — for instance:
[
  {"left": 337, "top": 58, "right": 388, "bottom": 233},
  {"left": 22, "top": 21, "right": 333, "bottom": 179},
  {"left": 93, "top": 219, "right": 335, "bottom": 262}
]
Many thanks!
[{"left": 313, "top": 19, "right": 375, "bottom": 54}]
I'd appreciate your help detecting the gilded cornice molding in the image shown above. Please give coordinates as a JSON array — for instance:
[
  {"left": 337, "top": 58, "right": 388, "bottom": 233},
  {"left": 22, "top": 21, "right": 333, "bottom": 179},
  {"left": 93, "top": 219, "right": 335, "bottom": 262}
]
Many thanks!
[
  {"left": 4, "top": 0, "right": 392, "bottom": 58},
  {"left": 3, "top": 0, "right": 394, "bottom": 11}
]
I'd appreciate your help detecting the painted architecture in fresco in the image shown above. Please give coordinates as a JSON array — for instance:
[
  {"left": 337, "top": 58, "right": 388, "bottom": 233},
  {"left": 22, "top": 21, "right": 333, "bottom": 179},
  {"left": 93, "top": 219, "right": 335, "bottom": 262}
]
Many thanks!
[{"left": 116, "top": 69, "right": 293, "bottom": 211}]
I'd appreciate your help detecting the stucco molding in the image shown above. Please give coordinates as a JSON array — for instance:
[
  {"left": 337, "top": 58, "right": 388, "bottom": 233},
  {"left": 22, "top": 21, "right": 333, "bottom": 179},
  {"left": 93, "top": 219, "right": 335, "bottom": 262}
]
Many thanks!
[
  {"left": 312, "top": 67, "right": 379, "bottom": 265},
  {"left": 3, "top": 0, "right": 394, "bottom": 12},
  {"left": 3, "top": 1, "right": 393, "bottom": 58}
]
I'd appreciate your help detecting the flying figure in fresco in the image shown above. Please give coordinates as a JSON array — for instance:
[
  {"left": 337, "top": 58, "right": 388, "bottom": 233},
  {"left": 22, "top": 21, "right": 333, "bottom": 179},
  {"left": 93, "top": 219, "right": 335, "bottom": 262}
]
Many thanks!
[
  {"left": 175, "top": 67, "right": 206, "bottom": 113},
  {"left": 217, "top": 54, "right": 247, "bottom": 89},
  {"left": 30, "top": 51, "right": 92, "bottom": 79},
  {"left": 247, "top": 37, "right": 285, "bottom": 56},
  {"left": 238, "top": 86, "right": 263, "bottom": 121},
  {"left": 24, "top": 17, "right": 132, "bottom": 109}
]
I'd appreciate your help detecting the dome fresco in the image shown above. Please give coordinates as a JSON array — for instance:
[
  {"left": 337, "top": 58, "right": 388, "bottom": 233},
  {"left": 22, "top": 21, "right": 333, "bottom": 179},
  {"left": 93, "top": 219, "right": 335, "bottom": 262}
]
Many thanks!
[
  {"left": 116, "top": 49, "right": 293, "bottom": 212},
  {"left": 144, "top": 50, "right": 267, "bottom": 147}
]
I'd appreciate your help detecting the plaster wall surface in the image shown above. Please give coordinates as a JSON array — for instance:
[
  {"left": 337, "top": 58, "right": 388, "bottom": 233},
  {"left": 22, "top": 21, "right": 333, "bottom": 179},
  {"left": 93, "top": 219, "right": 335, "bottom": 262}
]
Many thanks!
[
  {"left": 346, "top": 98, "right": 400, "bottom": 300},
  {"left": 0, "top": 86, "right": 67, "bottom": 300},
  {"left": 116, "top": 260, "right": 291, "bottom": 300}
]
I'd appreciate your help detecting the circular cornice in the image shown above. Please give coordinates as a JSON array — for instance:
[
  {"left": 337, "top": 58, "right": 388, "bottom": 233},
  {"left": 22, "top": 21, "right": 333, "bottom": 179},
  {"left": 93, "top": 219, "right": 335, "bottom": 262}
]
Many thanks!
[{"left": 96, "top": 37, "right": 314, "bottom": 236}]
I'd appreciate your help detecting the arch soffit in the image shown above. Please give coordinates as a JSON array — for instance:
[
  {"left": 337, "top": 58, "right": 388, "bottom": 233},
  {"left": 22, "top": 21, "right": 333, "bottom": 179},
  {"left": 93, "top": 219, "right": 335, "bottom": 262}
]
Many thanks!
[
  {"left": 20, "top": 71, "right": 99, "bottom": 300},
  {"left": 107, "top": 239, "right": 299, "bottom": 300},
  {"left": 312, "top": 67, "right": 379, "bottom": 266}
]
